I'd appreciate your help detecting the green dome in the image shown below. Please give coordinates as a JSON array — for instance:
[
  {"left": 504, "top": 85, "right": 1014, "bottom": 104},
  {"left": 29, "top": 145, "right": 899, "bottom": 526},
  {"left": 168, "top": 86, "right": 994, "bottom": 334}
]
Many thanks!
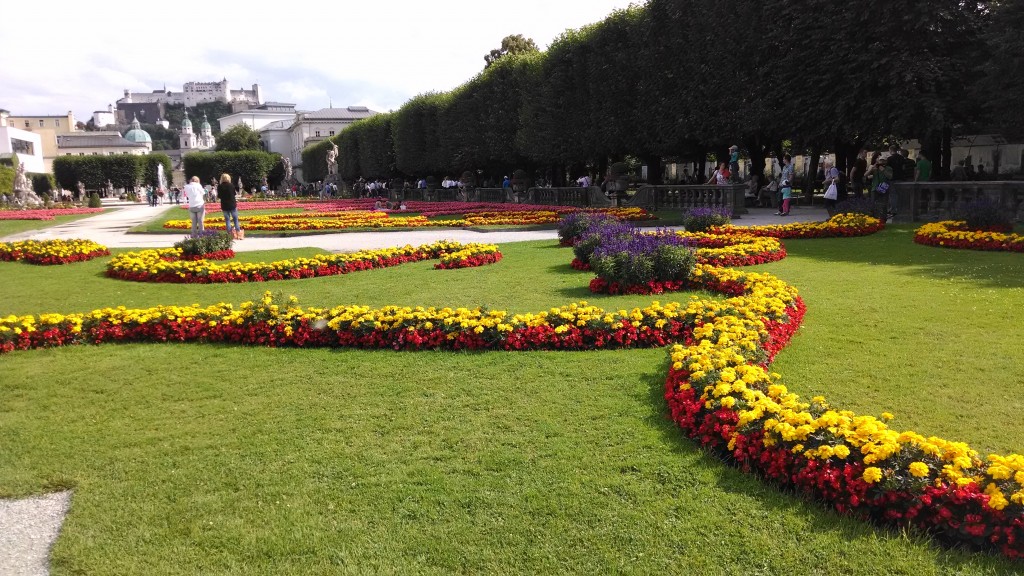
[
  {"left": 124, "top": 115, "right": 152, "bottom": 144},
  {"left": 200, "top": 112, "right": 211, "bottom": 133},
  {"left": 181, "top": 111, "right": 193, "bottom": 131}
]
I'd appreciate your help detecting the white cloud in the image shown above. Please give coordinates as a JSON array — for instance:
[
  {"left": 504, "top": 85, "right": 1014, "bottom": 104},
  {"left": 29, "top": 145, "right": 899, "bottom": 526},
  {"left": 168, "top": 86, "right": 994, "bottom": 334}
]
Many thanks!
[{"left": 2, "top": 0, "right": 637, "bottom": 121}]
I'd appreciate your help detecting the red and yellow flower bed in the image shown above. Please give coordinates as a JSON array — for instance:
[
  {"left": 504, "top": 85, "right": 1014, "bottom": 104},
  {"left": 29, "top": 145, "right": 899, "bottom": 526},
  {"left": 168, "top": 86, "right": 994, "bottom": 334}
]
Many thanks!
[
  {"left": 106, "top": 240, "right": 501, "bottom": 283},
  {"left": 0, "top": 208, "right": 104, "bottom": 220},
  {"left": 164, "top": 207, "right": 654, "bottom": 232},
  {"left": 434, "top": 244, "right": 503, "bottom": 269},
  {"left": 0, "top": 239, "right": 110, "bottom": 265},
  {"left": 914, "top": 221, "right": 1024, "bottom": 252},
  {"left": 6, "top": 227, "right": 1024, "bottom": 558},
  {"left": 712, "top": 213, "right": 885, "bottom": 239}
]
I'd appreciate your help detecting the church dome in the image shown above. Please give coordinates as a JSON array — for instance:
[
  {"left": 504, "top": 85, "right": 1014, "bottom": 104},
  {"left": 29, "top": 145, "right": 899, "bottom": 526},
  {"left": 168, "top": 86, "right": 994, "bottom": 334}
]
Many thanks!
[
  {"left": 123, "top": 115, "right": 152, "bottom": 144},
  {"left": 181, "top": 111, "right": 193, "bottom": 132},
  {"left": 200, "top": 112, "right": 212, "bottom": 134}
]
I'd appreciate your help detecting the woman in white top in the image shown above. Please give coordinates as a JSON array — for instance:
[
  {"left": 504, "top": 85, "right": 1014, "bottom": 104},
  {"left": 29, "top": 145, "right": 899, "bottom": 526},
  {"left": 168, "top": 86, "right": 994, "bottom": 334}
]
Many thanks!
[{"left": 183, "top": 176, "right": 206, "bottom": 237}]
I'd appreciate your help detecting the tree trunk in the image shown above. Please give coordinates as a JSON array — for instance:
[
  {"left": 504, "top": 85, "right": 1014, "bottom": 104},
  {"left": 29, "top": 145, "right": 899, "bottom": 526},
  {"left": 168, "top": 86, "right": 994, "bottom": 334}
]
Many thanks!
[
  {"left": 696, "top": 147, "right": 708, "bottom": 182},
  {"left": 834, "top": 139, "right": 850, "bottom": 202},
  {"left": 805, "top": 144, "right": 823, "bottom": 204},
  {"left": 941, "top": 125, "right": 953, "bottom": 180},
  {"left": 642, "top": 154, "right": 663, "bottom": 185}
]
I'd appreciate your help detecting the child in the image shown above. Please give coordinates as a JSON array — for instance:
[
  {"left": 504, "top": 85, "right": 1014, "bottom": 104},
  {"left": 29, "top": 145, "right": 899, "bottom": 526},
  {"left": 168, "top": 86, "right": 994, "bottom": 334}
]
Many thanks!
[{"left": 777, "top": 179, "right": 792, "bottom": 216}]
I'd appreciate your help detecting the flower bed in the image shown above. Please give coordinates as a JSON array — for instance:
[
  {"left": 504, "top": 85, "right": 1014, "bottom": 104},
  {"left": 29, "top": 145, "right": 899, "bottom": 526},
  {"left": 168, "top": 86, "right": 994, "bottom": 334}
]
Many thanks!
[
  {"left": 434, "top": 244, "right": 503, "bottom": 269},
  {"left": 0, "top": 239, "right": 110, "bottom": 265},
  {"left": 0, "top": 208, "right": 104, "bottom": 221},
  {"left": 914, "top": 221, "right": 1024, "bottom": 252},
  {"left": 106, "top": 240, "right": 499, "bottom": 283},
  {"left": 183, "top": 200, "right": 300, "bottom": 212},
  {"left": 6, "top": 232, "right": 1024, "bottom": 558},
  {"left": 164, "top": 207, "right": 655, "bottom": 232},
  {"left": 712, "top": 213, "right": 885, "bottom": 239}
]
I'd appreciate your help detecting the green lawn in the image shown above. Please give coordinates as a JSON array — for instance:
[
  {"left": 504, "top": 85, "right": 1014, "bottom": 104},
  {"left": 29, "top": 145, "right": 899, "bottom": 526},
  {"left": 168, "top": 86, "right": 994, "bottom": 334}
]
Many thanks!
[
  {"left": 1, "top": 231, "right": 1022, "bottom": 574},
  {"left": 0, "top": 210, "right": 111, "bottom": 238}
]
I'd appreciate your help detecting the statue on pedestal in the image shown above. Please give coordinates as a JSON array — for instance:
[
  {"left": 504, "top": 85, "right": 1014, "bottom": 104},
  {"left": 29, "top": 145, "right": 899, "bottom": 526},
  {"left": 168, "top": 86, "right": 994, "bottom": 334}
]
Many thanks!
[
  {"left": 12, "top": 162, "right": 42, "bottom": 208},
  {"left": 282, "top": 157, "right": 293, "bottom": 182},
  {"left": 326, "top": 143, "right": 339, "bottom": 176}
]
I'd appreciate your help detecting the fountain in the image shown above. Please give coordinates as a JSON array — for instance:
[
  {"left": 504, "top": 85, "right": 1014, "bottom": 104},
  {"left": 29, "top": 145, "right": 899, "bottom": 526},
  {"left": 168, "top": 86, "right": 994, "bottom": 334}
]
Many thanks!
[{"left": 157, "top": 163, "right": 168, "bottom": 193}]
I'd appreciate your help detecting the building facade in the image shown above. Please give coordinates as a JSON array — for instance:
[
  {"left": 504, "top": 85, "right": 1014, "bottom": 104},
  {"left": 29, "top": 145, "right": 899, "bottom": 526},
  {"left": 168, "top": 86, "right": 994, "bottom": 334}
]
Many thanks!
[
  {"left": 0, "top": 110, "right": 46, "bottom": 173},
  {"left": 118, "top": 79, "right": 263, "bottom": 112},
  {"left": 2, "top": 110, "right": 79, "bottom": 172},
  {"left": 179, "top": 112, "right": 216, "bottom": 151},
  {"left": 285, "top": 106, "right": 377, "bottom": 181},
  {"left": 56, "top": 133, "right": 150, "bottom": 157},
  {"left": 217, "top": 102, "right": 298, "bottom": 132}
]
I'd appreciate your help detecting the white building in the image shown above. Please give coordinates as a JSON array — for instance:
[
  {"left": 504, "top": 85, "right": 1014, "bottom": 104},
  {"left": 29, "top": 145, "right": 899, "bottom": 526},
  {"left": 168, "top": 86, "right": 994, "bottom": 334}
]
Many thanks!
[
  {"left": 179, "top": 112, "right": 216, "bottom": 151},
  {"left": 286, "top": 106, "right": 377, "bottom": 181},
  {"left": 57, "top": 133, "right": 150, "bottom": 157},
  {"left": 0, "top": 110, "right": 45, "bottom": 173},
  {"left": 92, "top": 104, "right": 117, "bottom": 129},
  {"left": 118, "top": 79, "right": 263, "bottom": 108},
  {"left": 217, "top": 102, "right": 298, "bottom": 132}
]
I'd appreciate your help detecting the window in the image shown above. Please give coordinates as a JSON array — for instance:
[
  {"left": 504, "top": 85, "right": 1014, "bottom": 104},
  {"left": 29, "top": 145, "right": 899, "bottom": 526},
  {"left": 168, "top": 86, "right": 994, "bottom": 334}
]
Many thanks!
[
  {"left": 54, "top": 119, "right": 60, "bottom": 127},
  {"left": 315, "top": 131, "right": 320, "bottom": 137},
  {"left": 24, "top": 121, "right": 30, "bottom": 128},
  {"left": 11, "top": 138, "right": 34, "bottom": 155},
  {"left": 79, "top": 153, "right": 85, "bottom": 156},
  {"left": 329, "top": 131, "right": 335, "bottom": 136},
  {"left": 39, "top": 119, "right": 45, "bottom": 127}
]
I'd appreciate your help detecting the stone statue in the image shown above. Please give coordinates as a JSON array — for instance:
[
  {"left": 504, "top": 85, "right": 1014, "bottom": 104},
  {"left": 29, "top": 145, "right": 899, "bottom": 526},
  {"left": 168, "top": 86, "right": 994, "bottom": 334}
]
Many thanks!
[
  {"left": 282, "top": 157, "right": 293, "bottom": 182},
  {"left": 76, "top": 181, "right": 85, "bottom": 200},
  {"left": 12, "top": 162, "right": 42, "bottom": 207},
  {"left": 106, "top": 180, "right": 115, "bottom": 196},
  {"left": 326, "top": 143, "right": 339, "bottom": 175}
]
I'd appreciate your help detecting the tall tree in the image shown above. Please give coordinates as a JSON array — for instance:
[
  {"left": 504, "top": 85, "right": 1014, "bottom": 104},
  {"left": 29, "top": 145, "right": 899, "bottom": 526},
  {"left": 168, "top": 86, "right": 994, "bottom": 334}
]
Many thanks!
[
  {"left": 216, "top": 124, "right": 262, "bottom": 152},
  {"left": 484, "top": 34, "right": 539, "bottom": 68}
]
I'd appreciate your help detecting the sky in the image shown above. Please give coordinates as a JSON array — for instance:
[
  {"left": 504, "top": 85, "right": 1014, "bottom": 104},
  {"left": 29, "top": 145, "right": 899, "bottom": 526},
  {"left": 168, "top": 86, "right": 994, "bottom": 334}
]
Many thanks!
[{"left": 2, "top": 0, "right": 637, "bottom": 123}]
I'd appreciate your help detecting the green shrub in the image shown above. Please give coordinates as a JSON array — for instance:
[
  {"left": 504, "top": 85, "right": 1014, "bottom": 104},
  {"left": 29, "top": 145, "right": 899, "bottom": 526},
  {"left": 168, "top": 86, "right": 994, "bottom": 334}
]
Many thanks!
[
  {"left": 88, "top": 193, "right": 102, "bottom": 208},
  {"left": 173, "top": 230, "right": 233, "bottom": 257}
]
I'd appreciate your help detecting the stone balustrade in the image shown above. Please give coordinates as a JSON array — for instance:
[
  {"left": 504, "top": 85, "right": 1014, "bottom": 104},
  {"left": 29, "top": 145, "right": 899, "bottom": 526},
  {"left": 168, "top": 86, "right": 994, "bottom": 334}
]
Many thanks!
[
  {"left": 890, "top": 181, "right": 1024, "bottom": 223},
  {"left": 625, "top": 184, "right": 748, "bottom": 217}
]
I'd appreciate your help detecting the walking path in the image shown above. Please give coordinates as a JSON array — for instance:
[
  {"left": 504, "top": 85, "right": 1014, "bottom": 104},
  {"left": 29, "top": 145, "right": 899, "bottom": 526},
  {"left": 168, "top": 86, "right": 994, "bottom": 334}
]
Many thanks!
[
  {"left": 2, "top": 201, "right": 830, "bottom": 251},
  {"left": 0, "top": 199, "right": 829, "bottom": 574}
]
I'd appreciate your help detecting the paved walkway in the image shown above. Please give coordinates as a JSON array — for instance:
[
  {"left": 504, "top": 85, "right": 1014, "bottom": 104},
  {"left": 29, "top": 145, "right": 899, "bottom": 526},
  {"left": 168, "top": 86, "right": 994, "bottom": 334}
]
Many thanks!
[{"left": 2, "top": 201, "right": 830, "bottom": 252}]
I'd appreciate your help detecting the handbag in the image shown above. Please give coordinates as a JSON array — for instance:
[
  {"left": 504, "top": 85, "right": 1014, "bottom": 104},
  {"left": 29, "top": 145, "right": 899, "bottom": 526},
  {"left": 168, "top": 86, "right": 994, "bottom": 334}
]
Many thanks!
[
  {"left": 824, "top": 182, "right": 838, "bottom": 200},
  {"left": 876, "top": 181, "right": 891, "bottom": 194}
]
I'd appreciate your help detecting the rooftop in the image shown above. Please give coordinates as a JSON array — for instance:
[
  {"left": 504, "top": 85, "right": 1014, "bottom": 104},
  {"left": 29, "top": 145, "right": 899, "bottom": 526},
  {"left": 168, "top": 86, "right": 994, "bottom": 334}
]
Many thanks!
[
  {"left": 58, "top": 134, "right": 149, "bottom": 148},
  {"left": 301, "top": 106, "right": 377, "bottom": 121}
]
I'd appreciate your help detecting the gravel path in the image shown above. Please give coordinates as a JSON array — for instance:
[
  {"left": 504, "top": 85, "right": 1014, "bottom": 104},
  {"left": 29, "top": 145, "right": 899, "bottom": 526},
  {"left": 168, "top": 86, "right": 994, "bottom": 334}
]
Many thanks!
[{"left": 0, "top": 491, "right": 72, "bottom": 576}]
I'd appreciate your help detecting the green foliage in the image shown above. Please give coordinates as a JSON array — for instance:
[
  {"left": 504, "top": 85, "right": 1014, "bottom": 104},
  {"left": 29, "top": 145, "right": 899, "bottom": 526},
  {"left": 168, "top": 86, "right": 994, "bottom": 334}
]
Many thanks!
[
  {"left": 484, "top": 33, "right": 539, "bottom": 68},
  {"left": 0, "top": 165, "right": 13, "bottom": 195},
  {"left": 173, "top": 230, "right": 233, "bottom": 257},
  {"left": 216, "top": 124, "right": 262, "bottom": 152},
  {"left": 29, "top": 173, "right": 55, "bottom": 195},
  {"left": 183, "top": 151, "right": 278, "bottom": 191},
  {"left": 52, "top": 154, "right": 171, "bottom": 191},
  {"left": 87, "top": 192, "right": 102, "bottom": 208},
  {"left": 140, "top": 123, "right": 179, "bottom": 151}
]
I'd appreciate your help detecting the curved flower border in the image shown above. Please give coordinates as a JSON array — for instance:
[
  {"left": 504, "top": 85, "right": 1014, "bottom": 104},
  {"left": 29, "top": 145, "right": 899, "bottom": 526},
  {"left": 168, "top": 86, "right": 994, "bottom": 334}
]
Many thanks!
[
  {"left": 571, "top": 234, "right": 786, "bottom": 272},
  {"left": 106, "top": 241, "right": 502, "bottom": 283},
  {"left": 914, "top": 221, "right": 1024, "bottom": 252},
  {"left": 0, "top": 239, "right": 110, "bottom": 265},
  {"left": 4, "top": 230, "right": 1024, "bottom": 558},
  {"left": 712, "top": 213, "right": 886, "bottom": 239}
]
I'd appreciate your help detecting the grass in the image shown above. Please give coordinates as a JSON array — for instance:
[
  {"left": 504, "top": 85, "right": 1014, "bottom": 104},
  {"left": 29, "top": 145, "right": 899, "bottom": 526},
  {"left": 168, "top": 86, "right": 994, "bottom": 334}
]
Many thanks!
[
  {"left": 0, "top": 210, "right": 111, "bottom": 238},
  {"left": 1, "top": 230, "right": 1022, "bottom": 573}
]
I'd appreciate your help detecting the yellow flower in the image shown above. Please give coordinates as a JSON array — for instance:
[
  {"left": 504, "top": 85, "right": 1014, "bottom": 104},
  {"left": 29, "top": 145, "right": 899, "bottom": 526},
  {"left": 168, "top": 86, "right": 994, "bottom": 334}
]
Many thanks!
[
  {"left": 908, "top": 462, "right": 930, "bottom": 478},
  {"left": 863, "top": 467, "right": 883, "bottom": 484}
]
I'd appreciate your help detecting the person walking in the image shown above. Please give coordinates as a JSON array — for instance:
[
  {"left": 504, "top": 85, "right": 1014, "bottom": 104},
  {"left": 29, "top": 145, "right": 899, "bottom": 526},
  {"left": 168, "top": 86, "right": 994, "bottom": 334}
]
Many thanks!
[
  {"left": 849, "top": 149, "right": 868, "bottom": 198},
  {"left": 707, "top": 162, "right": 731, "bottom": 185},
  {"left": 775, "top": 154, "right": 794, "bottom": 216},
  {"left": 217, "top": 173, "right": 242, "bottom": 239},
  {"left": 865, "top": 156, "right": 893, "bottom": 221},
  {"left": 183, "top": 176, "right": 206, "bottom": 237}
]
